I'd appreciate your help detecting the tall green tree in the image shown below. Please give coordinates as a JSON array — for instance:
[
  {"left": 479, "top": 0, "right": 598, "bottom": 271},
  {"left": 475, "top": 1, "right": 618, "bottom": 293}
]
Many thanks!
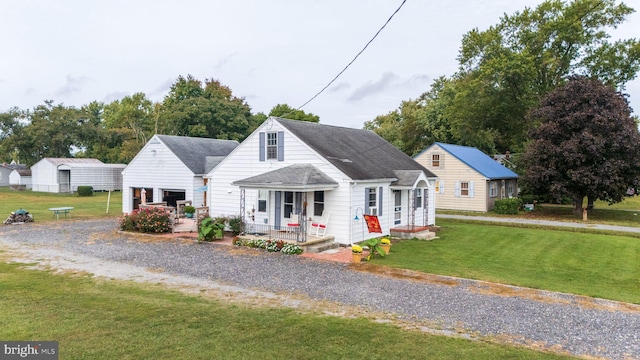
[
  {"left": 100, "top": 93, "right": 157, "bottom": 163},
  {"left": 0, "top": 107, "right": 26, "bottom": 163},
  {"left": 159, "top": 75, "right": 254, "bottom": 141},
  {"left": 268, "top": 104, "right": 320, "bottom": 123},
  {"left": 370, "top": 0, "right": 640, "bottom": 155},
  {"left": 522, "top": 76, "right": 640, "bottom": 214},
  {"left": 364, "top": 77, "right": 459, "bottom": 156},
  {"left": 7, "top": 101, "right": 83, "bottom": 165},
  {"left": 452, "top": 0, "right": 640, "bottom": 153}
]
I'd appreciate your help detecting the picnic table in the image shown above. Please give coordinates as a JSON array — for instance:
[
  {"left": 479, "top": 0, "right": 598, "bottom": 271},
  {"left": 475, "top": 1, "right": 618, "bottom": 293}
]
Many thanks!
[{"left": 49, "top": 207, "right": 74, "bottom": 219}]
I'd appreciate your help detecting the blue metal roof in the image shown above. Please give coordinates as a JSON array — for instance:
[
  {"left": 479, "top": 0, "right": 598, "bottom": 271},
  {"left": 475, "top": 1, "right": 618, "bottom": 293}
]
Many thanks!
[{"left": 423, "top": 143, "right": 518, "bottom": 179}]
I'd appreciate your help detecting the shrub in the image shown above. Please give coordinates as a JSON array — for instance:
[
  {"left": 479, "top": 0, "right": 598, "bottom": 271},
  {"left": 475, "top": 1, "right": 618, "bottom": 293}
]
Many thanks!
[
  {"left": 119, "top": 208, "right": 171, "bottom": 233},
  {"left": 493, "top": 198, "right": 522, "bottom": 214},
  {"left": 228, "top": 215, "right": 245, "bottom": 235},
  {"left": 77, "top": 186, "right": 93, "bottom": 197}
]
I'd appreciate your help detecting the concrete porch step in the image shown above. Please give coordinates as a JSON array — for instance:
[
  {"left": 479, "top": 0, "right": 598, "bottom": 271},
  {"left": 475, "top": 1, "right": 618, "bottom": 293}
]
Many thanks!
[
  {"left": 390, "top": 228, "right": 436, "bottom": 240},
  {"left": 300, "top": 238, "right": 339, "bottom": 253}
]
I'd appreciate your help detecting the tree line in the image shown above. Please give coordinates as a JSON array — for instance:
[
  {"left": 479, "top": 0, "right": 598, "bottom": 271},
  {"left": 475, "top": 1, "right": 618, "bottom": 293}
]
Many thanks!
[
  {"left": 0, "top": 75, "right": 319, "bottom": 166},
  {"left": 364, "top": 0, "right": 640, "bottom": 157}
]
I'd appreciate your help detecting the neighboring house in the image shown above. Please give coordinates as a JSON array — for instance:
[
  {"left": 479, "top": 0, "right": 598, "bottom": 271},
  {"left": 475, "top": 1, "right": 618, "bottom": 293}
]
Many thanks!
[
  {"left": 414, "top": 142, "right": 518, "bottom": 212},
  {"left": 122, "top": 134, "right": 239, "bottom": 213},
  {"left": 9, "top": 169, "right": 32, "bottom": 190},
  {"left": 0, "top": 162, "right": 27, "bottom": 187},
  {"left": 31, "top": 158, "right": 126, "bottom": 193},
  {"left": 206, "top": 117, "right": 438, "bottom": 246}
]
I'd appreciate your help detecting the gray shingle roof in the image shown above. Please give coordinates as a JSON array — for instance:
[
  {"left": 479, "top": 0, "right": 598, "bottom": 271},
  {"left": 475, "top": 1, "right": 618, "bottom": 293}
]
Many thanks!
[
  {"left": 275, "top": 118, "right": 436, "bottom": 181},
  {"left": 232, "top": 164, "right": 339, "bottom": 190},
  {"left": 157, "top": 135, "right": 239, "bottom": 175}
]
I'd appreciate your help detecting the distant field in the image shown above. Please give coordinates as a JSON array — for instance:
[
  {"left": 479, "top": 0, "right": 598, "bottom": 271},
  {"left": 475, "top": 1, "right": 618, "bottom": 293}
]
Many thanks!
[{"left": 0, "top": 187, "right": 122, "bottom": 223}]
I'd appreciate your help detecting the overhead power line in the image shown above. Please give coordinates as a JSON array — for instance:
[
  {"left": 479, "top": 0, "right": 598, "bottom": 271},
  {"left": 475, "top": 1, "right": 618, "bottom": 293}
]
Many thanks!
[{"left": 295, "top": 0, "right": 408, "bottom": 111}]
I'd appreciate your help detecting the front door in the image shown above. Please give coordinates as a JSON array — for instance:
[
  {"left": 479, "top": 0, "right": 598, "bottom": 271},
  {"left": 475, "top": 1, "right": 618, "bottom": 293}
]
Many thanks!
[{"left": 394, "top": 191, "right": 402, "bottom": 225}]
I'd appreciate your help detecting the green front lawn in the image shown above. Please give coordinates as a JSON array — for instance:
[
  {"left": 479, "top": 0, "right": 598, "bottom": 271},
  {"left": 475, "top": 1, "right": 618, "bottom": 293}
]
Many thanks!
[
  {"left": 0, "top": 260, "right": 571, "bottom": 360},
  {"left": 0, "top": 187, "right": 122, "bottom": 222},
  {"left": 374, "top": 219, "right": 640, "bottom": 304}
]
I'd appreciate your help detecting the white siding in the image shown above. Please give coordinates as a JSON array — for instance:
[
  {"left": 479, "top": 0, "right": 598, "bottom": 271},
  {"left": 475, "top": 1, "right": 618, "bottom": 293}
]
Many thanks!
[
  {"left": 350, "top": 182, "right": 392, "bottom": 244},
  {"left": 207, "top": 120, "right": 355, "bottom": 244},
  {"left": 122, "top": 137, "right": 197, "bottom": 213},
  {"left": 69, "top": 166, "right": 125, "bottom": 192},
  {"left": 415, "top": 145, "right": 488, "bottom": 212},
  {"left": 0, "top": 168, "right": 11, "bottom": 186},
  {"left": 31, "top": 159, "right": 59, "bottom": 192},
  {"left": 9, "top": 170, "right": 32, "bottom": 189}
]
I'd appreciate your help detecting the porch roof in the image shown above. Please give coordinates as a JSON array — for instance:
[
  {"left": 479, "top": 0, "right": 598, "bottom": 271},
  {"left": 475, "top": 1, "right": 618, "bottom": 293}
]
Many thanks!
[
  {"left": 232, "top": 164, "right": 339, "bottom": 191},
  {"left": 390, "top": 170, "right": 424, "bottom": 189}
]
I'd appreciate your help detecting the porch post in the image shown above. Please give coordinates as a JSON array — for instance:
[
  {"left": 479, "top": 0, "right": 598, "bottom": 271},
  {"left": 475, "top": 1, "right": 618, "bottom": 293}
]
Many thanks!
[
  {"left": 297, "top": 192, "right": 307, "bottom": 243},
  {"left": 409, "top": 189, "right": 416, "bottom": 229},
  {"left": 240, "top": 188, "right": 246, "bottom": 225}
]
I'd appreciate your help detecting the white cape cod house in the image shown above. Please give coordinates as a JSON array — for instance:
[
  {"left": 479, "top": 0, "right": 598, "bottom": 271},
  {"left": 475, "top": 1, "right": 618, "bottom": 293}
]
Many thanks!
[{"left": 206, "top": 117, "right": 438, "bottom": 245}]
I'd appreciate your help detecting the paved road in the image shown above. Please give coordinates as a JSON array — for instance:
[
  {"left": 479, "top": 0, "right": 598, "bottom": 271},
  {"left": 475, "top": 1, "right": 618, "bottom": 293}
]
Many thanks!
[
  {"left": 1, "top": 219, "right": 639, "bottom": 360},
  {"left": 437, "top": 213, "right": 640, "bottom": 233}
]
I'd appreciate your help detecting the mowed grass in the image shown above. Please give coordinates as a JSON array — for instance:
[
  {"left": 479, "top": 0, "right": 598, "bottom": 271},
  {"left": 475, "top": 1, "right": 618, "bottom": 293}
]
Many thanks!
[
  {"left": 0, "top": 187, "right": 122, "bottom": 222},
  {"left": 0, "top": 261, "right": 572, "bottom": 360},
  {"left": 375, "top": 218, "right": 640, "bottom": 304}
]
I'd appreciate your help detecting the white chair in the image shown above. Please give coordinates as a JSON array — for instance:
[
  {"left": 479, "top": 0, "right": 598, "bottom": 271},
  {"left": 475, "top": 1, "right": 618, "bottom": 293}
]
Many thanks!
[{"left": 310, "top": 211, "right": 330, "bottom": 237}]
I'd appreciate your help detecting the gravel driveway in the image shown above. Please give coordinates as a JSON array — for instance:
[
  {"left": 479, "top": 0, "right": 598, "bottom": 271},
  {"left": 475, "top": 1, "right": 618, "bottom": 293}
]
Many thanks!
[{"left": 1, "top": 219, "right": 639, "bottom": 360}]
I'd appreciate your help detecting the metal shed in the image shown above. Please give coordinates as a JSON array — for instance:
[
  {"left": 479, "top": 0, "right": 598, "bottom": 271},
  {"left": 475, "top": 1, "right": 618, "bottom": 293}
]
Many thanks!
[{"left": 31, "top": 158, "right": 126, "bottom": 193}]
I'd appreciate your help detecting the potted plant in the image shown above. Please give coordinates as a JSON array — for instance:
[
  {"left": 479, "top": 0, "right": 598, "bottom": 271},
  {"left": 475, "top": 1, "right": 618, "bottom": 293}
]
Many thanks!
[
  {"left": 360, "top": 238, "right": 386, "bottom": 261},
  {"left": 183, "top": 205, "right": 196, "bottom": 218},
  {"left": 351, "top": 245, "right": 363, "bottom": 263},
  {"left": 380, "top": 237, "right": 391, "bottom": 254}
]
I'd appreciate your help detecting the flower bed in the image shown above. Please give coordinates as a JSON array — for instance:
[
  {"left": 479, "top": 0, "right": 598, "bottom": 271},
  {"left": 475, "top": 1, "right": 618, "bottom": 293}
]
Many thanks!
[{"left": 232, "top": 238, "right": 303, "bottom": 255}]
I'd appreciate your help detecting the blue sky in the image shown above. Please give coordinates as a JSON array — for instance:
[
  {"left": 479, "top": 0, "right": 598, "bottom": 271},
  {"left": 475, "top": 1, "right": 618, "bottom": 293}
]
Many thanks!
[{"left": 1, "top": 0, "right": 638, "bottom": 129}]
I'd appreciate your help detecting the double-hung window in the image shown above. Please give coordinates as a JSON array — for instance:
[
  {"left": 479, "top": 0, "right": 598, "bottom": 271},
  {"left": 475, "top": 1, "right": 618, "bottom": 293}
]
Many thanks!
[
  {"left": 460, "top": 182, "right": 470, "bottom": 197},
  {"left": 367, "top": 188, "right": 377, "bottom": 215},
  {"left": 258, "top": 190, "right": 267, "bottom": 212},
  {"left": 314, "top": 191, "right": 324, "bottom": 217},
  {"left": 266, "top": 132, "right": 278, "bottom": 160}
]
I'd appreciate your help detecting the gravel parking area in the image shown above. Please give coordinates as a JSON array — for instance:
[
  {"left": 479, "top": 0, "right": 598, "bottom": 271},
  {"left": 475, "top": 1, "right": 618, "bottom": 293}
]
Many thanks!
[{"left": 1, "top": 219, "right": 639, "bottom": 359}]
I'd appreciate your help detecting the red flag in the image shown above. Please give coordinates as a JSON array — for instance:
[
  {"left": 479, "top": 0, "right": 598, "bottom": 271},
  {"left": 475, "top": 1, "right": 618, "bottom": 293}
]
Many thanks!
[{"left": 363, "top": 215, "right": 382, "bottom": 233}]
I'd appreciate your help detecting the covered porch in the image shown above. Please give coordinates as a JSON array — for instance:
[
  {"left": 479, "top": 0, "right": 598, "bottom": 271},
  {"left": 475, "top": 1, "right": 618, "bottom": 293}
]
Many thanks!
[
  {"left": 388, "top": 170, "right": 435, "bottom": 239},
  {"left": 232, "top": 164, "right": 339, "bottom": 244}
]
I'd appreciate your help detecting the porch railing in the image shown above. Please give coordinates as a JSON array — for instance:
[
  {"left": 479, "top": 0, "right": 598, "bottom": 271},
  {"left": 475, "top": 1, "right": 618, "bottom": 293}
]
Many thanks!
[{"left": 244, "top": 223, "right": 308, "bottom": 243}]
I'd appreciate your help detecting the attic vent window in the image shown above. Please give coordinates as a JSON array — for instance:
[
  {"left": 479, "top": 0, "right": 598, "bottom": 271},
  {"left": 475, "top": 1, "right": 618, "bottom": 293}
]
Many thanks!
[{"left": 432, "top": 154, "right": 440, "bottom": 167}]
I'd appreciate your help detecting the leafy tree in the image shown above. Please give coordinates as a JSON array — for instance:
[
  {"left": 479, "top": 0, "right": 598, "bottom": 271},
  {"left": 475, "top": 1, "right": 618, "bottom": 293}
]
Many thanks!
[
  {"left": 159, "top": 75, "right": 254, "bottom": 141},
  {"left": 521, "top": 76, "right": 640, "bottom": 214},
  {"left": 370, "top": 0, "right": 640, "bottom": 155},
  {"left": 452, "top": 0, "right": 640, "bottom": 153},
  {"left": 0, "top": 107, "right": 27, "bottom": 163},
  {"left": 364, "top": 77, "right": 459, "bottom": 156},
  {"left": 268, "top": 104, "right": 320, "bottom": 123},
  {"left": 6, "top": 101, "right": 83, "bottom": 165},
  {"left": 100, "top": 93, "right": 156, "bottom": 163}
]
